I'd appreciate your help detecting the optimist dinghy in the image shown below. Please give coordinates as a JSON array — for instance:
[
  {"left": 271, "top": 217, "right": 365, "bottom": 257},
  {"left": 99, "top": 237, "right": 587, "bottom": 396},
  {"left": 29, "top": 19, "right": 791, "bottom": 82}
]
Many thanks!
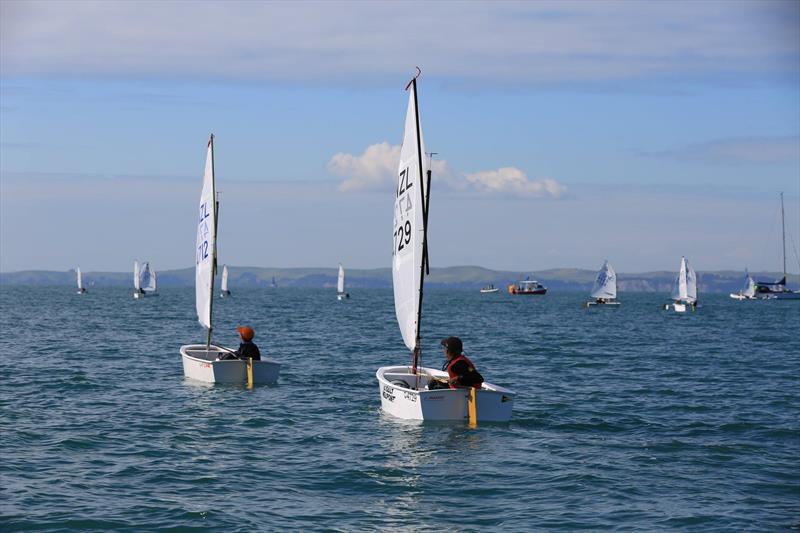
[
  {"left": 584, "top": 260, "right": 620, "bottom": 307},
  {"left": 337, "top": 263, "right": 349, "bottom": 300},
  {"left": 180, "top": 135, "right": 280, "bottom": 385},
  {"left": 664, "top": 256, "right": 697, "bottom": 312},
  {"left": 375, "top": 69, "right": 515, "bottom": 423},
  {"left": 76, "top": 267, "right": 87, "bottom": 294},
  {"left": 730, "top": 270, "right": 756, "bottom": 300}
]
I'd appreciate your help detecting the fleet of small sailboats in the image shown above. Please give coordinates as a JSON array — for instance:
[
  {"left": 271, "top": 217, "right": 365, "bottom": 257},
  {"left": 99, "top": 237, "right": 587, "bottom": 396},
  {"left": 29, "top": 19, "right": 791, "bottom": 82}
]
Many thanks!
[
  {"left": 664, "top": 256, "right": 697, "bottom": 312},
  {"left": 220, "top": 264, "right": 231, "bottom": 298},
  {"left": 585, "top": 260, "right": 619, "bottom": 307},
  {"left": 375, "top": 70, "right": 515, "bottom": 423},
  {"left": 180, "top": 135, "right": 281, "bottom": 385},
  {"left": 336, "top": 263, "right": 349, "bottom": 300}
]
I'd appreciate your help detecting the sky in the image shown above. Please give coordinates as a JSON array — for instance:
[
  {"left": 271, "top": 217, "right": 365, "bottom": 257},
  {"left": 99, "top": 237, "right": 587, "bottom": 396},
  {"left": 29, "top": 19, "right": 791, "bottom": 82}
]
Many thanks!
[{"left": 1, "top": 0, "right": 799, "bottom": 274}]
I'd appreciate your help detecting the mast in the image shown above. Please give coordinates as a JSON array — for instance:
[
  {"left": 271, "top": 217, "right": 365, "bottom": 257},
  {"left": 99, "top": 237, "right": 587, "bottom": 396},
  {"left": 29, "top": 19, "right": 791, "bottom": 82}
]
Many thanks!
[
  {"left": 206, "top": 134, "right": 217, "bottom": 349},
  {"left": 781, "top": 192, "right": 786, "bottom": 280},
  {"left": 410, "top": 73, "right": 428, "bottom": 376}
]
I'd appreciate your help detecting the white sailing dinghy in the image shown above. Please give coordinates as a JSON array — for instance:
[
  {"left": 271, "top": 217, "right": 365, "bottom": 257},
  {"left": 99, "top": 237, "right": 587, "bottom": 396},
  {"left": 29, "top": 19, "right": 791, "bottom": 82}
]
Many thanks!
[
  {"left": 141, "top": 262, "right": 158, "bottom": 296},
  {"left": 664, "top": 256, "right": 697, "bottom": 312},
  {"left": 337, "top": 263, "right": 349, "bottom": 300},
  {"left": 584, "top": 260, "right": 619, "bottom": 307},
  {"left": 730, "top": 270, "right": 756, "bottom": 300},
  {"left": 76, "top": 267, "right": 87, "bottom": 294},
  {"left": 133, "top": 260, "right": 145, "bottom": 299},
  {"left": 220, "top": 264, "right": 231, "bottom": 297},
  {"left": 376, "top": 70, "right": 514, "bottom": 423},
  {"left": 180, "top": 135, "right": 281, "bottom": 385}
]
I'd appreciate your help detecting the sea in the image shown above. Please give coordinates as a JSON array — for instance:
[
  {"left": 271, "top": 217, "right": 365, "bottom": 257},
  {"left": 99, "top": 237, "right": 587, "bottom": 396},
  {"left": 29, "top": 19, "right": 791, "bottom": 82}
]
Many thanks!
[{"left": 1, "top": 286, "right": 798, "bottom": 531}]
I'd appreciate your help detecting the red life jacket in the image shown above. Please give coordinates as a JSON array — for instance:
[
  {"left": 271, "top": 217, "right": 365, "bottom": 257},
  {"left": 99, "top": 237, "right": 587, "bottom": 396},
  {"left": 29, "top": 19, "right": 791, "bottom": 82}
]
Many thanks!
[{"left": 446, "top": 354, "right": 483, "bottom": 389}]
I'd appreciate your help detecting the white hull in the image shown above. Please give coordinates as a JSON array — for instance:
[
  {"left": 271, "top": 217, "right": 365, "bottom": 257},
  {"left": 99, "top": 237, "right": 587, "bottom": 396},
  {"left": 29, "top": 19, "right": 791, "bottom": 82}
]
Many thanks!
[
  {"left": 376, "top": 365, "right": 514, "bottom": 422},
  {"left": 729, "top": 293, "right": 755, "bottom": 300},
  {"left": 479, "top": 288, "right": 499, "bottom": 293},
  {"left": 585, "top": 300, "right": 620, "bottom": 307},
  {"left": 133, "top": 291, "right": 144, "bottom": 299},
  {"left": 180, "top": 344, "right": 281, "bottom": 385},
  {"left": 664, "top": 302, "right": 693, "bottom": 312}
]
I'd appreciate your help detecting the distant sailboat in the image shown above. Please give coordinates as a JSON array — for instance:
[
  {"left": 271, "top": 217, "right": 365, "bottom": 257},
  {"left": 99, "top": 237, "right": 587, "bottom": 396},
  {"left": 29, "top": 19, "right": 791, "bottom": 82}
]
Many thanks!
[
  {"left": 755, "top": 193, "right": 800, "bottom": 300},
  {"left": 220, "top": 264, "right": 231, "bottom": 298},
  {"left": 133, "top": 260, "right": 145, "bottom": 299},
  {"left": 730, "top": 270, "right": 756, "bottom": 300},
  {"left": 271, "top": 276, "right": 277, "bottom": 288},
  {"left": 375, "top": 69, "right": 514, "bottom": 423},
  {"left": 76, "top": 267, "right": 87, "bottom": 294},
  {"left": 664, "top": 256, "right": 697, "bottom": 312},
  {"left": 180, "top": 134, "right": 280, "bottom": 385},
  {"left": 337, "top": 263, "right": 349, "bottom": 300},
  {"left": 141, "top": 262, "right": 158, "bottom": 296},
  {"left": 584, "top": 260, "right": 619, "bottom": 307}
]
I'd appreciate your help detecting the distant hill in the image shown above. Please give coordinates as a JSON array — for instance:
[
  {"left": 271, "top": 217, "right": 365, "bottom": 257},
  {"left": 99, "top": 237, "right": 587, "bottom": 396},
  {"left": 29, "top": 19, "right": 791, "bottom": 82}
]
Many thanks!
[{"left": 2, "top": 266, "right": 798, "bottom": 293}]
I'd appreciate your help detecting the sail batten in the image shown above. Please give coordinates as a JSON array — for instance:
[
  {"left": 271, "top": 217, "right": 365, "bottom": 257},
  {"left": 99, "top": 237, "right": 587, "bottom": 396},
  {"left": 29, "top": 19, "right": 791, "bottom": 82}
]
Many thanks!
[
  {"left": 392, "top": 80, "right": 429, "bottom": 352},
  {"left": 195, "top": 137, "right": 217, "bottom": 330}
]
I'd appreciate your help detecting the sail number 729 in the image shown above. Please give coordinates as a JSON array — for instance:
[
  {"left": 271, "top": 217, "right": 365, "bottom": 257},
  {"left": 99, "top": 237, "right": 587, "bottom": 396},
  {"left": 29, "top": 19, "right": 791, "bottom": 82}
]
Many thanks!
[{"left": 394, "top": 220, "right": 412, "bottom": 252}]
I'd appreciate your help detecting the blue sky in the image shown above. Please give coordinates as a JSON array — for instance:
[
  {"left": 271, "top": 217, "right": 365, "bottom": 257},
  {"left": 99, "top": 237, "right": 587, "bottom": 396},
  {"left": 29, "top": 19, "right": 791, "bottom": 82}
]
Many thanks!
[{"left": 1, "top": 0, "right": 799, "bottom": 273}]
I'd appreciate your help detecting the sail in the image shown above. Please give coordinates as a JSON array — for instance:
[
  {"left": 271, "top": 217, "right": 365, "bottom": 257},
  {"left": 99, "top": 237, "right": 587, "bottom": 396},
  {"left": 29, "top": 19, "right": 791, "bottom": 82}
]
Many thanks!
[
  {"left": 392, "top": 83, "right": 428, "bottom": 351},
  {"left": 742, "top": 271, "right": 756, "bottom": 298},
  {"left": 221, "top": 265, "right": 229, "bottom": 292},
  {"left": 152, "top": 271, "right": 158, "bottom": 292},
  {"left": 195, "top": 138, "right": 216, "bottom": 329},
  {"left": 686, "top": 262, "right": 697, "bottom": 303},
  {"left": 670, "top": 256, "right": 688, "bottom": 301},
  {"left": 141, "top": 262, "right": 156, "bottom": 292},
  {"left": 590, "top": 260, "right": 616, "bottom": 300},
  {"left": 76, "top": 267, "right": 83, "bottom": 289},
  {"left": 337, "top": 263, "right": 345, "bottom": 293},
  {"left": 133, "top": 261, "right": 141, "bottom": 290}
]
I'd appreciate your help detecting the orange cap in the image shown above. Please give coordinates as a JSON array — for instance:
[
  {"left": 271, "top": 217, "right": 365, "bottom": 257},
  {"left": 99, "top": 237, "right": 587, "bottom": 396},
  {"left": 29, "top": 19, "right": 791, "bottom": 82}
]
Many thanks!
[{"left": 236, "top": 326, "right": 255, "bottom": 341}]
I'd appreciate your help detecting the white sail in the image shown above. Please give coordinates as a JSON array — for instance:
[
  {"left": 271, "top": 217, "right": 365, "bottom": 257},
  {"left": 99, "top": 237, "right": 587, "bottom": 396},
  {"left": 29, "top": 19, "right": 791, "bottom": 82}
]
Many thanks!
[
  {"left": 196, "top": 138, "right": 216, "bottom": 329},
  {"left": 392, "top": 84, "right": 428, "bottom": 351},
  {"left": 140, "top": 262, "right": 156, "bottom": 292},
  {"left": 133, "top": 261, "right": 141, "bottom": 290},
  {"left": 686, "top": 263, "right": 697, "bottom": 303},
  {"left": 337, "top": 263, "right": 345, "bottom": 293},
  {"left": 152, "top": 271, "right": 158, "bottom": 292},
  {"left": 76, "top": 267, "right": 83, "bottom": 290},
  {"left": 590, "top": 260, "right": 617, "bottom": 300},
  {"left": 221, "top": 265, "right": 229, "bottom": 292},
  {"left": 670, "top": 256, "right": 688, "bottom": 301},
  {"left": 742, "top": 271, "right": 756, "bottom": 298}
]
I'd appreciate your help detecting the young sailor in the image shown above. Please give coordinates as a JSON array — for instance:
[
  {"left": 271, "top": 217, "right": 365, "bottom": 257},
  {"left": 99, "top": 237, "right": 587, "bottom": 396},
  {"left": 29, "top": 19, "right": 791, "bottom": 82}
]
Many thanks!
[
  {"left": 220, "top": 325, "right": 261, "bottom": 360},
  {"left": 440, "top": 336, "right": 484, "bottom": 389}
]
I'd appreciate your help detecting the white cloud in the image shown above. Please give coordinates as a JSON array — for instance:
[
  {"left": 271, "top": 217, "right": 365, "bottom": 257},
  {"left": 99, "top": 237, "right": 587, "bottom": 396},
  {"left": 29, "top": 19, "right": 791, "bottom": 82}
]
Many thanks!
[
  {"left": 329, "top": 142, "right": 399, "bottom": 192},
  {"left": 1, "top": 1, "right": 796, "bottom": 84},
  {"left": 331, "top": 143, "right": 565, "bottom": 198},
  {"left": 465, "top": 167, "right": 566, "bottom": 198}
]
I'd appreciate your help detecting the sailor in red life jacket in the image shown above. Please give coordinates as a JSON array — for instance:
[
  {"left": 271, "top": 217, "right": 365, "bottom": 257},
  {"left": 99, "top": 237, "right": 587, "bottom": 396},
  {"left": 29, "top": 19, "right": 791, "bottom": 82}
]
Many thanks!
[{"left": 440, "top": 336, "right": 484, "bottom": 389}]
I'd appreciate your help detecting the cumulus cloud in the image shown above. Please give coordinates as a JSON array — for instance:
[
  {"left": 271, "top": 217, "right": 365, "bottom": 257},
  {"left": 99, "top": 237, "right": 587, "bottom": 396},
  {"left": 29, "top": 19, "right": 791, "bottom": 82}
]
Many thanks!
[
  {"left": 331, "top": 144, "right": 564, "bottom": 198},
  {"left": 465, "top": 167, "right": 566, "bottom": 198},
  {"left": 329, "top": 142, "right": 400, "bottom": 192}
]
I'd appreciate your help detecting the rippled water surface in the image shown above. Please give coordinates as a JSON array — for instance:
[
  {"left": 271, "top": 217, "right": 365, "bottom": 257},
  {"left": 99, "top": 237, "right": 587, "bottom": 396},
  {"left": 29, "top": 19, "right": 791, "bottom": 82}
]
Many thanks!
[{"left": 1, "top": 287, "right": 798, "bottom": 531}]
